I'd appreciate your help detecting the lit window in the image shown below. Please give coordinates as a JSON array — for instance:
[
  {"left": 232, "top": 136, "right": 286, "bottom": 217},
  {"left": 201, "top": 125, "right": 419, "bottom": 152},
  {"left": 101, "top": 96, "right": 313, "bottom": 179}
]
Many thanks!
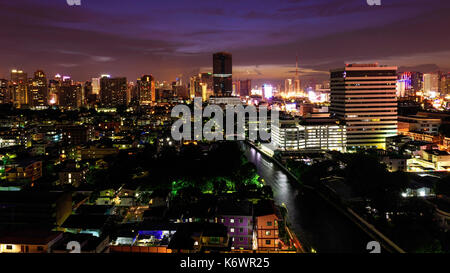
[
  {"left": 230, "top": 219, "right": 235, "bottom": 223},
  {"left": 230, "top": 228, "right": 235, "bottom": 233}
]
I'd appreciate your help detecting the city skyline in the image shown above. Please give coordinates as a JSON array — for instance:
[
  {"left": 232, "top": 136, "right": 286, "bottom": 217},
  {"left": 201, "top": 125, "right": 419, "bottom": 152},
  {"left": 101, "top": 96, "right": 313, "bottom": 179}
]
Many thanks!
[{"left": 1, "top": 0, "right": 450, "bottom": 83}]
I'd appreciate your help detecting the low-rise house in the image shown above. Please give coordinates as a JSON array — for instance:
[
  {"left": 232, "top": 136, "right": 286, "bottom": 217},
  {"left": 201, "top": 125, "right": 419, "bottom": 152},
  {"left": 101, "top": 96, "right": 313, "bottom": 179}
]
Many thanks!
[
  {"left": 168, "top": 223, "right": 231, "bottom": 253},
  {"left": 58, "top": 161, "right": 88, "bottom": 187},
  {"left": 5, "top": 158, "right": 42, "bottom": 182},
  {"left": 0, "top": 231, "right": 63, "bottom": 253},
  {"left": 216, "top": 200, "right": 254, "bottom": 250},
  {"left": 254, "top": 200, "right": 282, "bottom": 251},
  {"left": 381, "top": 156, "right": 408, "bottom": 172}
]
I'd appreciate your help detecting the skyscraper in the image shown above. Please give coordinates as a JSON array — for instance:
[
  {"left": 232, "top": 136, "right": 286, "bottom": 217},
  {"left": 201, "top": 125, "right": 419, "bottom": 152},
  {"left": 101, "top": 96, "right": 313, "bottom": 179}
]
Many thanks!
[
  {"left": 48, "top": 74, "right": 62, "bottom": 105},
  {"left": 137, "top": 75, "right": 156, "bottom": 105},
  {"left": 284, "top": 79, "right": 293, "bottom": 94},
  {"left": 10, "top": 69, "right": 28, "bottom": 106},
  {"left": 423, "top": 73, "right": 439, "bottom": 96},
  {"left": 59, "top": 80, "right": 82, "bottom": 109},
  {"left": 0, "top": 79, "right": 9, "bottom": 104},
  {"left": 100, "top": 76, "right": 127, "bottom": 107},
  {"left": 239, "top": 79, "right": 251, "bottom": 97},
  {"left": 190, "top": 72, "right": 213, "bottom": 101},
  {"left": 213, "top": 52, "right": 232, "bottom": 97},
  {"left": 29, "top": 70, "right": 48, "bottom": 107},
  {"left": 91, "top": 78, "right": 100, "bottom": 95},
  {"left": 410, "top": 71, "right": 423, "bottom": 94},
  {"left": 330, "top": 63, "right": 398, "bottom": 150}
]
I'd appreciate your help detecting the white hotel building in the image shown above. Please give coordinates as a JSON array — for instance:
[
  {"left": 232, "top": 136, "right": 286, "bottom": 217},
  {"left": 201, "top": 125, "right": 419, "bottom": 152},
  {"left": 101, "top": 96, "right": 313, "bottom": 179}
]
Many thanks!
[
  {"left": 330, "top": 64, "right": 398, "bottom": 150},
  {"left": 270, "top": 115, "right": 347, "bottom": 153}
]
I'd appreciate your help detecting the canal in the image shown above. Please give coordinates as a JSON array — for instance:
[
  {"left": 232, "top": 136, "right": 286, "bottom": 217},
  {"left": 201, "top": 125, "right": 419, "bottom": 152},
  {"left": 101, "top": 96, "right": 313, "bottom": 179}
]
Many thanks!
[{"left": 241, "top": 142, "right": 375, "bottom": 253}]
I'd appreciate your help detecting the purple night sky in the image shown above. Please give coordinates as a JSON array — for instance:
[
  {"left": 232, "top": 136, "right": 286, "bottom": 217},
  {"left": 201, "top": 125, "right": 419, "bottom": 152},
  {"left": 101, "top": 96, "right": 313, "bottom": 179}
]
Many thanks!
[{"left": 1, "top": 0, "right": 449, "bottom": 85}]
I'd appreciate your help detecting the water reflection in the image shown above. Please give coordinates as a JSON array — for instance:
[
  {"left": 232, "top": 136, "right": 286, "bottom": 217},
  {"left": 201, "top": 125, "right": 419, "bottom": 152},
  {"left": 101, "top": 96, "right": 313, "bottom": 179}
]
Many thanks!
[{"left": 241, "top": 142, "right": 373, "bottom": 253}]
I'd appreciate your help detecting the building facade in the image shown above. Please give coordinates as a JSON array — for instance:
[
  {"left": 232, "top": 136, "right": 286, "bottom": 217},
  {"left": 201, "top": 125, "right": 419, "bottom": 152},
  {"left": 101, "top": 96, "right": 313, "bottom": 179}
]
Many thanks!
[
  {"left": 137, "top": 75, "right": 156, "bottom": 104},
  {"left": 100, "top": 76, "right": 127, "bottom": 107},
  {"left": 271, "top": 116, "right": 346, "bottom": 152},
  {"left": 330, "top": 64, "right": 398, "bottom": 150},
  {"left": 213, "top": 52, "right": 232, "bottom": 97}
]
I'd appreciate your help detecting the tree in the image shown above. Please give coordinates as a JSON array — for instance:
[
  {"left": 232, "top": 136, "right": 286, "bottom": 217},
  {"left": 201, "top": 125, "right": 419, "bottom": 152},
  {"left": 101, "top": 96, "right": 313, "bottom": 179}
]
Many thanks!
[{"left": 434, "top": 175, "right": 450, "bottom": 196}]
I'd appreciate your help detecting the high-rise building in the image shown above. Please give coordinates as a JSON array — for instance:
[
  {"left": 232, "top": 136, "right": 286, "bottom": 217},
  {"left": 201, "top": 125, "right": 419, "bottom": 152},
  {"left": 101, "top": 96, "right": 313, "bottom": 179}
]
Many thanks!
[
  {"left": 48, "top": 74, "right": 63, "bottom": 105},
  {"left": 172, "top": 81, "right": 189, "bottom": 99},
  {"left": 271, "top": 115, "right": 346, "bottom": 152},
  {"left": 294, "top": 79, "right": 300, "bottom": 93},
  {"left": 261, "top": 84, "right": 273, "bottom": 99},
  {"left": 29, "top": 70, "right": 48, "bottom": 107},
  {"left": 410, "top": 71, "right": 423, "bottom": 94},
  {"left": 199, "top": 72, "right": 213, "bottom": 101},
  {"left": 83, "top": 81, "right": 94, "bottom": 106},
  {"left": 137, "top": 75, "right": 156, "bottom": 105},
  {"left": 239, "top": 79, "right": 251, "bottom": 97},
  {"left": 100, "top": 76, "right": 127, "bottom": 107},
  {"left": 397, "top": 72, "right": 414, "bottom": 97},
  {"left": 438, "top": 71, "right": 447, "bottom": 95},
  {"left": 0, "top": 79, "right": 9, "bottom": 104},
  {"left": 423, "top": 73, "right": 439, "bottom": 96},
  {"left": 190, "top": 75, "right": 200, "bottom": 99},
  {"left": 446, "top": 73, "right": 450, "bottom": 95},
  {"left": 232, "top": 80, "right": 239, "bottom": 96},
  {"left": 91, "top": 78, "right": 100, "bottom": 95},
  {"left": 284, "top": 79, "right": 293, "bottom": 94},
  {"left": 190, "top": 73, "right": 213, "bottom": 101},
  {"left": 59, "top": 79, "right": 82, "bottom": 109},
  {"left": 330, "top": 63, "right": 398, "bottom": 150},
  {"left": 213, "top": 52, "right": 232, "bottom": 97},
  {"left": 10, "top": 69, "right": 27, "bottom": 83},
  {"left": 10, "top": 69, "right": 28, "bottom": 106}
]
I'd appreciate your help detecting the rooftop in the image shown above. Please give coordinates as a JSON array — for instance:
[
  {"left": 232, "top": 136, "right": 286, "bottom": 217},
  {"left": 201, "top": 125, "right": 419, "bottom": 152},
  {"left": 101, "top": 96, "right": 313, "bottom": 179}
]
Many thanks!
[{"left": 0, "top": 230, "right": 62, "bottom": 245}]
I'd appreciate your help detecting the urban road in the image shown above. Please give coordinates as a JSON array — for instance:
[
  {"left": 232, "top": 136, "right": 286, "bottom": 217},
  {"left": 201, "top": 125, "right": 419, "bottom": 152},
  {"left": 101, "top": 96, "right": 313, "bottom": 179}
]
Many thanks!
[{"left": 240, "top": 142, "right": 398, "bottom": 253}]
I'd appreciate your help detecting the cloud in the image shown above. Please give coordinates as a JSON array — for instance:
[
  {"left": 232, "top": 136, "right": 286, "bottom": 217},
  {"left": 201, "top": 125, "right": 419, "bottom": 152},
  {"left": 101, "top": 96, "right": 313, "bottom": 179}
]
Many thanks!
[
  {"left": 0, "top": 0, "right": 449, "bottom": 82},
  {"left": 91, "top": 56, "right": 115, "bottom": 62}
]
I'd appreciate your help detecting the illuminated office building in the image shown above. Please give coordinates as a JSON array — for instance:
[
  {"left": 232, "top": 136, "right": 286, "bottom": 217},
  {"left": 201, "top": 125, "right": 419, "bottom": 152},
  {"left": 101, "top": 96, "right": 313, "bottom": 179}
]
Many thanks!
[
  {"left": 438, "top": 72, "right": 448, "bottom": 95},
  {"left": 91, "top": 78, "right": 100, "bottom": 95},
  {"left": 10, "top": 69, "right": 28, "bottom": 106},
  {"left": 0, "top": 79, "right": 9, "bottom": 104},
  {"left": 59, "top": 79, "right": 82, "bottom": 109},
  {"left": 100, "top": 76, "right": 127, "bottom": 107},
  {"left": 213, "top": 52, "right": 232, "bottom": 97},
  {"left": 271, "top": 115, "right": 346, "bottom": 152},
  {"left": 261, "top": 84, "right": 273, "bottom": 99},
  {"left": 396, "top": 80, "right": 406, "bottom": 98},
  {"left": 190, "top": 75, "right": 200, "bottom": 99},
  {"left": 284, "top": 79, "right": 293, "bottom": 94},
  {"left": 190, "top": 73, "right": 213, "bottom": 101},
  {"left": 411, "top": 72, "right": 423, "bottom": 94},
  {"left": 446, "top": 73, "right": 450, "bottom": 95},
  {"left": 48, "top": 75, "right": 63, "bottom": 105},
  {"left": 423, "top": 73, "right": 439, "bottom": 96},
  {"left": 330, "top": 63, "right": 398, "bottom": 150},
  {"left": 239, "top": 79, "right": 251, "bottom": 97},
  {"left": 137, "top": 75, "right": 156, "bottom": 104},
  {"left": 29, "top": 70, "right": 48, "bottom": 107},
  {"left": 397, "top": 72, "right": 413, "bottom": 97},
  {"left": 294, "top": 79, "right": 300, "bottom": 92}
]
